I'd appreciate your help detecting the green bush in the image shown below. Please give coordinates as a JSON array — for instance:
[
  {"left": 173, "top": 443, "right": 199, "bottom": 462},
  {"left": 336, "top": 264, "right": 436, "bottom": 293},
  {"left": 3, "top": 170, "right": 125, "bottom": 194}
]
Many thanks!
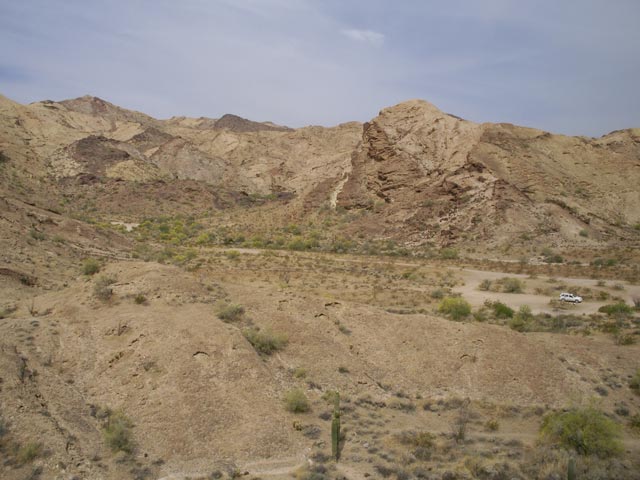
[
  {"left": 216, "top": 303, "right": 245, "bottom": 322},
  {"left": 284, "top": 388, "right": 310, "bottom": 413},
  {"left": 82, "top": 258, "right": 101, "bottom": 275},
  {"left": 540, "top": 407, "right": 622, "bottom": 458},
  {"left": 598, "top": 303, "right": 633, "bottom": 317},
  {"left": 478, "top": 279, "right": 492, "bottom": 291},
  {"left": 243, "top": 327, "right": 288, "bottom": 355},
  {"left": 103, "top": 409, "right": 135, "bottom": 454},
  {"left": 438, "top": 297, "right": 471, "bottom": 321},
  {"left": 491, "top": 301, "right": 514, "bottom": 319}
]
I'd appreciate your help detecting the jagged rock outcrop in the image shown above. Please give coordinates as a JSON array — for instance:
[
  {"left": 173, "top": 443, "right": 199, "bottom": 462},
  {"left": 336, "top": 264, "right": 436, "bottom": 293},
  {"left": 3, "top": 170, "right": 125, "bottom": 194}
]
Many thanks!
[{"left": 336, "top": 100, "right": 640, "bottom": 247}]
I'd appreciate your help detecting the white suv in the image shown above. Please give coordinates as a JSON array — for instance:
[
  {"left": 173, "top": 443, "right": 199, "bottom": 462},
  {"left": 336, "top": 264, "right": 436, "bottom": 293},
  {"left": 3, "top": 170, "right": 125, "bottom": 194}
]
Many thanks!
[{"left": 559, "top": 292, "right": 583, "bottom": 303}]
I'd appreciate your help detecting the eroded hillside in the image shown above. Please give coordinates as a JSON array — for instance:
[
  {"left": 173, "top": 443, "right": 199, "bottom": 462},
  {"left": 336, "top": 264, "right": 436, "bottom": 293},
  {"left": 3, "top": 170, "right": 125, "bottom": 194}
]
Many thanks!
[{"left": 1, "top": 93, "right": 640, "bottom": 479}]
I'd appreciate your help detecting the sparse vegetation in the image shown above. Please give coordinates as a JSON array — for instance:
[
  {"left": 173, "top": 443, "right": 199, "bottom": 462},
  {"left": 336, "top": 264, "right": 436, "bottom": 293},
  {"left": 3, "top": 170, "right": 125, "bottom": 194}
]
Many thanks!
[
  {"left": 439, "top": 248, "right": 458, "bottom": 260},
  {"left": 499, "top": 277, "right": 524, "bottom": 293},
  {"left": 82, "top": 258, "right": 101, "bottom": 275},
  {"left": 16, "top": 441, "right": 42, "bottom": 464},
  {"left": 540, "top": 406, "right": 623, "bottom": 457},
  {"left": 485, "top": 419, "right": 500, "bottom": 431},
  {"left": 134, "top": 293, "right": 147, "bottom": 305},
  {"left": 94, "top": 276, "right": 116, "bottom": 301},
  {"left": 630, "top": 369, "right": 640, "bottom": 394},
  {"left": 438, "top": 296, "right": 471, "bottom": 321},
  {"left": 216, "top": 303, "right": 245, "bottom": 322},
  {"left": 598, "top": 302, "right": 633, "bottom": 317},
  {"left": 29, "top": 228, "right": 46, "bottom": 241},
  {"left": 489, "top": 300, "right": 514, "bottom": 319},
  {"left": 242, "top": 327, "right": 288, "bottom": 355},
  {"left": 102, "top": 409, "right": 135, "bottom": 454},
  {"left": 630, "top": 413, "right": 640, "bottom": 431},
  {"left": 284, "top": 388, "right": 310, "bottom": 413}
]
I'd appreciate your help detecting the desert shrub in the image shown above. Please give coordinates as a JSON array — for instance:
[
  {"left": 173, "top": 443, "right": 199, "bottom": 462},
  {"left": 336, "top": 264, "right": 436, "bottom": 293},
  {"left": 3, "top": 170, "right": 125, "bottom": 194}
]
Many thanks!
[
  {"left": 29, "top": 229, "right": 46, "bottom": 241},
  {"left": 592, "top": 257, "right": 618, "bottom": 268},
  {"left": 630, "top": 414, "right": 640, "bottom": 431},
  {"left": 485, "top": 419, "right": 500, "bottom": 431},
  {"left": 94, "top": 276, "right": 116, "bottom": 301},
  {"left": 472, "top": 309, "right": 487, "bottom": 322},
  {"left": 632, "top": 296, "right": 640, "bottom": 309},
  {"left": 598, "top": 303, "right": 633, "bottom": 317},
  {"left": 491, "top": 301, "right": 514, "bottom": 319},
  {"left": 389, "top": 399, "right": 416, "bottom": 412},
  {"left": 614, "top": 332, "right": 636, "bottom": 345},
  {"left": 224, "top": 250, "right": 240, "bottom": 260},
  {"left": 438, "top": 297, "right": 471, "bottom": 321},
  {"left": 82, "top": 258, "right": 101, "bottom": 275},
  {"left": 321, "top": 390, "right": 340, "bottom": 405},
  {"left": 430, "top": 288, "right": 445, "bottom": 299},
  {"left": 216, "top": 303, "right": 245, "bottom": 322},
  {"left": 579, "top": 229, "right": 588, "bottom": 237},
  {"left": 103, "top": 409, "right": 134, "bottom": 454},
  {"left": 546, "top": 254, "right": 564, "bottom": 263},
  {"left": 397, "top": 431, "right": 434, "bottom": 449},
  {"left": 16, "top": 442, "right": 42, "bottom": 464},
  {"left": 630, "top": 369, "right": 640, "bottom": 394},
  {"left": 243, "top": 327, "right": 288, "bottom": 355},
  {"left": 292, "top": 367, "right": 307, "bottom": 379},
  {"left": 134, "top": 294, "right": 147, "bottom": 305},
  {"left": 540, "top": 407, "right": 622, "bottom": 457},
  {"left": 500, "top": 277, "right": 524, "bottom": 293},
  {"left": 284, "top": 389, "right": 310, "bottom": 413},
  {"left": 478, "top": 279, "right": 492, "bottom": 291},
  {"left": 509, "top": 305, "right": 533, "bottom": 331},
  {"left": 440, "top": 248, "right": 458, "bottom": 260},
  {"left": 451, "top": 401, "right": 471, "bottom": 443}
]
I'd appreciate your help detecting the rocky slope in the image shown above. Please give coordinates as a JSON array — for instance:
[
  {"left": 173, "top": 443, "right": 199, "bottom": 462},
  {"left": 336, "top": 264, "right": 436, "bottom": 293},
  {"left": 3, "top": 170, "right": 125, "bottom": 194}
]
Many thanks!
[
  {"left": 337, "top": 100, "right": 640, "bottom": 249},
  {"left": 2, "top": 93, "right": 639, "bottom": 255}
]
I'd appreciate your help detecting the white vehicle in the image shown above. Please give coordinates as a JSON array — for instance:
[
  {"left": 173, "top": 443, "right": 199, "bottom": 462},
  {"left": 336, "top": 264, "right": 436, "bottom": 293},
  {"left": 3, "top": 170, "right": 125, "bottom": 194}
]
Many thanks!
[{"left": 559, "top": 292, "right": 583, "bottom": 303}]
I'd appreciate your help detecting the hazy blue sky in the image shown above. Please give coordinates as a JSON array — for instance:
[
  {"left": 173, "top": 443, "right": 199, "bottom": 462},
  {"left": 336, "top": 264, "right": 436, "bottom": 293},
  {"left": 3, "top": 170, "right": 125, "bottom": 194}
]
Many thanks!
[{"left": 1, "top": 0, "right": 639, "bottom": 136}]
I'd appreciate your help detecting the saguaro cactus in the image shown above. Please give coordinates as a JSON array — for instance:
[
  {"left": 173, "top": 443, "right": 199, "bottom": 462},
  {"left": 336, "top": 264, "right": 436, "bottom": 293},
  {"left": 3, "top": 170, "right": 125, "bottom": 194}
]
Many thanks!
[
  {"left": 567, "top": 457, "right": 576, "bottom": 480},
  {"left": 331, "top": 392, "right": 341, "bottom": 461}
]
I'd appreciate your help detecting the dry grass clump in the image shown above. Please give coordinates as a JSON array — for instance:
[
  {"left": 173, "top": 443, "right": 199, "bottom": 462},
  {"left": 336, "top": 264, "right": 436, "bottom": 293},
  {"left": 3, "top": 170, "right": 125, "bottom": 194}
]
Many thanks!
[
  {"left": 101, "top": 408, "right": 135, "bottom": 454},
  {"left": 437, "top": 297, "right": 471, "bottom": 321},
  {"left": 216, "top": 303, "right": 245, "bottom": 322},
  {"left": 284, "top": 388, "right": 310, "bottom": 413},
  {"left": 82, "top": 258, "right": 101, "bottom": 275},
  {"left": 16, "top": 441, "right": 42, "bottom": 464},
  {"left": 242, "top": 327, "right": 288, "bottom": 355},
  {"left": 94, "top": 276, "right": 116, "bottom": 301}
]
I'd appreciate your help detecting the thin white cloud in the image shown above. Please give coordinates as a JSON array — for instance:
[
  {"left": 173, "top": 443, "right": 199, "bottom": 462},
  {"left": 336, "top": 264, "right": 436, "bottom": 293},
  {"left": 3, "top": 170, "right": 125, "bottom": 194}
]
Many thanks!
[{"left": 341, "top": 28, "right": 384, "bottom": 46}]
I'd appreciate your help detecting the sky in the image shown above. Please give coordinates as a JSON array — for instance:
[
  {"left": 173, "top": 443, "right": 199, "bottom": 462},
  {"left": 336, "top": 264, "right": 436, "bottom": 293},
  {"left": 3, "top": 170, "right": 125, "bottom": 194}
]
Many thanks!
[{"left": 1, "top": 0, "right": 639, "bottom": 136}]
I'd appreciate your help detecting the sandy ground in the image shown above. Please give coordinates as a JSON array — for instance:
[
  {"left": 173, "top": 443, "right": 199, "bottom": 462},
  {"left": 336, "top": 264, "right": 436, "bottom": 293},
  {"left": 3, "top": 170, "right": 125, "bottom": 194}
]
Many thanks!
[{"left": 455, "top": 268, "right": 640, "bottom": 315}]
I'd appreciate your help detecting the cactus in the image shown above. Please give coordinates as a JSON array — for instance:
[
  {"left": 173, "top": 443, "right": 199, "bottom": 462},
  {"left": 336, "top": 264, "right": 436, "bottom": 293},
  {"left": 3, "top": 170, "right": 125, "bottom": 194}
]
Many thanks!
[
  {"left": 331, "top": 392, "right": 340, "bottom": 461},
  {"left": 567, "top": 457, "right": 576, "bottom": 480}
]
